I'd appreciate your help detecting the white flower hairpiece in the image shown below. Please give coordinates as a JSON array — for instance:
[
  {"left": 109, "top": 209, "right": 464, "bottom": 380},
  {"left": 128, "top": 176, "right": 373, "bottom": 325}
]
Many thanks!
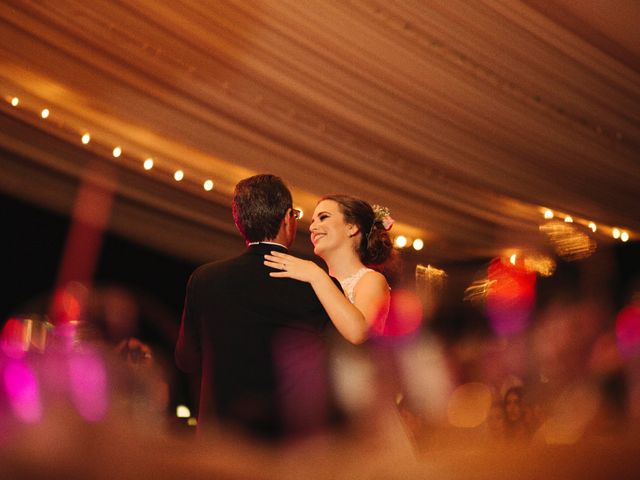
[{"left": 372, "top": 204, "right": 394, "bottom": 231}]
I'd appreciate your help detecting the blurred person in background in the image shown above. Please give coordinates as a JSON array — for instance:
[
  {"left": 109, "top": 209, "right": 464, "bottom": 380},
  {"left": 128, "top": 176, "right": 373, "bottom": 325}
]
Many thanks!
[{"left": 502, "top": 386, "right": 533, "bottom": 443}]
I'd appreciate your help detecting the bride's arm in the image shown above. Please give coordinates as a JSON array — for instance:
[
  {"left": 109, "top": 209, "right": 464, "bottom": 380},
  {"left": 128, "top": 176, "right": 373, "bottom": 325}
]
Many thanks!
[{"left": 264, "top": 251, "right": 388, "bottom": 344}]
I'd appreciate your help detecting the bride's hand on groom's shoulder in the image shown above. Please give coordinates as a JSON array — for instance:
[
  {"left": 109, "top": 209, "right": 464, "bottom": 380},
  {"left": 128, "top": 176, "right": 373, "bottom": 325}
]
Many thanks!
[{"left": 264, "top": 251, "right": 324, "bottom": 284}]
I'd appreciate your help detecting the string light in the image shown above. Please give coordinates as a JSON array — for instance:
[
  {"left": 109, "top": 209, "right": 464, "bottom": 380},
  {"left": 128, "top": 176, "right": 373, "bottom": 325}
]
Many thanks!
[
  {"left": 538, "top": 205, "right": 635, "bottom": 248},
  {"left": 6, "top": 91, "right": 636, "bottom": 247},
  {"left": 395, "top": 235, "right": 408, "bottom": 248},
  {"left": 176, "top": 405, "right": 190, "bottom": 418}
]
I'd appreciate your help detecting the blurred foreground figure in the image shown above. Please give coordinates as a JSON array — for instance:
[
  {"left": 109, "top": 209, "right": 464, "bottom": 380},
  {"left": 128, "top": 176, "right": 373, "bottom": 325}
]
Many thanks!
[{"left": 175, "top": 174, "right": 340, "bottom": 441}]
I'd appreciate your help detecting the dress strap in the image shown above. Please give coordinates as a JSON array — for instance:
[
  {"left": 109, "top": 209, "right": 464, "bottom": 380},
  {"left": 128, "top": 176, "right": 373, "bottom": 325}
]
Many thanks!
[{"left": 339, "top": 267, "right": 374, "bottom": 304}]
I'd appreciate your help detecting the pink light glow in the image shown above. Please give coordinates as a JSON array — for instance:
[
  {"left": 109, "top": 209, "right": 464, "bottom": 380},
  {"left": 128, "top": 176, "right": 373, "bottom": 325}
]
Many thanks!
[
  {"left": 486, "top": 258, "right": 536, "bottom": 336},
  {"left": 375, "top": 289, "right": 423, "bottom": 338},
  {"left": 68, "top": 349, "right": 109, "bottom": 422},
  {"left": 3, "top": 360, "right": 43, "bottom": 423},
  {"left": 1, "top": 318, "right": 26, "bottom": 359},
  {"left": 615, "top": 304, "right": 640, "bottom": 357}
]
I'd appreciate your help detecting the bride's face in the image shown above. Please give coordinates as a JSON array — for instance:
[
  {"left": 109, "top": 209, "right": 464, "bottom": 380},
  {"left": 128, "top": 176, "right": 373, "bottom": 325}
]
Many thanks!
[{"left": 309, "top": 200, "right": 357, "bottom": 257}]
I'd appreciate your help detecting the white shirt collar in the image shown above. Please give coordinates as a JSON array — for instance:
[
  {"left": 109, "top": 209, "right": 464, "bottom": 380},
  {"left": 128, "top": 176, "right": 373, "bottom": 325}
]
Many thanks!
[{"left": 247, "top": 241, "right": 288, "bottom": 249}]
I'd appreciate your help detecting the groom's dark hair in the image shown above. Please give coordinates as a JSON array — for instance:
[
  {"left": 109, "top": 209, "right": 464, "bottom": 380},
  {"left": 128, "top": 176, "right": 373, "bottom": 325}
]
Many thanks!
[{"left": 232, "top": 174, "right": 293, "bottom": 242}]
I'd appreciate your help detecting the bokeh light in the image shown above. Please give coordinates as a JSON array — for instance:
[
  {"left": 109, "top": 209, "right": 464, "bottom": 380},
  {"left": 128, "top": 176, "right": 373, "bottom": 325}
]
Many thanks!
[
  {"left": 486, "top": 258, "right": 536, "bottom": 336},
  {"left": 412, "top": 238, "right": 424, "bottom": 251},
  {"left": 81, "top": 133, "right": 91, "bottom": 144},
  {"left": 112, "top": 146, "right": 122, "bottom": 158},
  {"left": 203, "top": 179, "right": 214, "bottom": 191},
  {"left": 174, "top": 170, "right": 184, "bottom": 181},
  {"left": 375, "top": 289, "right": 423, "bottom": 338},
  {"left": 446, "top": 382, "right": 492, "bottom": 428},
  {"left": 3, "top": 359, "right": 43, "bottom": 423},
  {"left": 10, "top": 96, "right": 19, "bottom": 106},
  {"left": 176, "top": 405, "right": 191, "bottom": 418},
  {"left": 394, "top": 235, "right": 407, "bottom": 248},
  {"left": 615, "top": 304, "right": 640, "bottom": 357},
  {"left": 40, "top": 108, "right": 49, "bottom": 118},
  {"left": 1, "top": 318, "right": 27, "bottom": 359},
  {"left": 68, "top": 348, "right": 109, "bottom": 422},
  {"left": 143, "top": 158, "right": 154, "bottom": 170}
]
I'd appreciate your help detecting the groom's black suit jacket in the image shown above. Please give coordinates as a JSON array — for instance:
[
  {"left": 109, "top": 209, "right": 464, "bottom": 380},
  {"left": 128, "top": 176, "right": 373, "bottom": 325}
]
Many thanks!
[{"left": 175, "top": 243, "right": 339, "bottom": 440}]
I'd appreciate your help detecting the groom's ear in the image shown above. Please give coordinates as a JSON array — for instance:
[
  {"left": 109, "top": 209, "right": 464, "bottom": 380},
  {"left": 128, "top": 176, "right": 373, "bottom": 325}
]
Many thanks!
[{"left": 283, "top": 208, "right": 294, "bottom": 227}]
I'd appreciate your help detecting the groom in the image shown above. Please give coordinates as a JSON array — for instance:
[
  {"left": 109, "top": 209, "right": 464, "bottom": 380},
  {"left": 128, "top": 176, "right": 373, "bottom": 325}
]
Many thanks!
[{"left": 175, "top": 174, "right": 340, "bottom": 441}]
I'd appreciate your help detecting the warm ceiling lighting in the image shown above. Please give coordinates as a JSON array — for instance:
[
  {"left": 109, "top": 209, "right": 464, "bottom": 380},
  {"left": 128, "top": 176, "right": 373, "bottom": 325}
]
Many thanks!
[
  {"left": 143, "top": 158, "right": 154, "bottom": 170},
  {"left": 81, "top": 133, "right": 91, "bottom": 144},
  {"left": 412, "top": 239, "right": 424, "bottom": 251},
  {"left": 40, "top": 108, "right": 50, "bottom": 119},
  {"left": 112, "top": 146, "right": 122, "bottom": 158},
  {"left": 621, "top": 231, "right": 629, "bottom": 242},
  {"left": 564, "top": 216, "right": 573, "bottom": 223},
  {"left": 203, "top": 179, "right": 214, "bottom": 191},
  {"left": 612, "top": 228, "right": 621, "bottom": 239},
  {"left": 543, "top": 209, "right": 554, "bottom": 219},
  {"left": 10, "top": 97, "right": 19, "bottom": 107},
  {"left": 174, "top": 170, "right": 184, "bottom": 181},
  {"left": 588, "top": 222, "right": 596, "bottom": 233},
  {"left": 394, "top": 235, "right": 408, "bottom": 248}
]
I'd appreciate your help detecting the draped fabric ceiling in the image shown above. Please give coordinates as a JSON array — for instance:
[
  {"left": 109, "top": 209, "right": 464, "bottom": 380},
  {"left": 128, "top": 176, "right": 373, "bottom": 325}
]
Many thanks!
[{"left": 1, "top": 0, "right": 638, "bottom": 264}]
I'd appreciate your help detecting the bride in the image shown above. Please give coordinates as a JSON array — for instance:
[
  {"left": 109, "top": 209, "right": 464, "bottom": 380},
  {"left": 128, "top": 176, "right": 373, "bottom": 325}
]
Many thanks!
[{"left": 264, "top": 194, "right": 394, "bottom": 343}]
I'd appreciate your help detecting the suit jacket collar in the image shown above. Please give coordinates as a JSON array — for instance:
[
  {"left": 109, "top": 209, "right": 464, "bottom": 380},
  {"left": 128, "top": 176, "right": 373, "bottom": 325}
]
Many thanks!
[{"left": 246, "top": 242, "right": 288, "bottom": 256}]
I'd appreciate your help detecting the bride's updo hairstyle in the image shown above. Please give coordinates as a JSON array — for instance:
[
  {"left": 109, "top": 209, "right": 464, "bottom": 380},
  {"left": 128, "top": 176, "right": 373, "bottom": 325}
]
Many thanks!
[{"left": 320, "top": 194, "right": 393, "bottom": 267}]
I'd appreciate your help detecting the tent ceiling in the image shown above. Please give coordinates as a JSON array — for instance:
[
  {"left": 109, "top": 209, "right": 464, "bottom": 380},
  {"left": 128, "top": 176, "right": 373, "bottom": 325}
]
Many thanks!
[{"left": 1, "top": 0, "right": 638, "bottom": 263}]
